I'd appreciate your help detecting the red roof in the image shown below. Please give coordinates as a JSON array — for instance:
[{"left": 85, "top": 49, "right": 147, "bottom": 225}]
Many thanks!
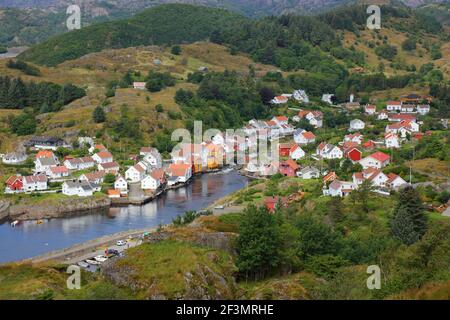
[
  {"left": 302, "top": 131, "right": 315, "bottom": 139},
  {"left": 275, "top": 116, "right": 288, "bottom": 122},
  {"left": 36, "top": 150, "right": 54, "bottom": 159},
  {"left": 168, "top": 163, "right": 191, "bottom": 177},
  {"left": 370, "top": 151, "right": 390, "bottom": 163},
  {"left": 6, "top": 175, "right": 22, "bottom": 186},
  {"left": 96, "top": 151, "right": 113, "bottom": 159},
  {"left": 50, "top": 166, "right": 69, "bottom": 174},
  {"left": 387, "top": 101, "right": 401, "bottom": 106},
  {"left": 283, "top": 159, "right": 300, "bottom": 170}
]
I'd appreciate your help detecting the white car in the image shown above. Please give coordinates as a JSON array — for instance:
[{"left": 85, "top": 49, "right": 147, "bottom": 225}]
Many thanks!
[
  {"left": 85, "top": 259, "right": 100, "bottom": 265},
  {"left": 116, "top": 240, "right": 127, "bottom": 246},
  {"left": 77, "top": 261, "right": 90, "bottom": 268},
  {"left": 94, "top": 255, "right": 108, "bottom": 263}
]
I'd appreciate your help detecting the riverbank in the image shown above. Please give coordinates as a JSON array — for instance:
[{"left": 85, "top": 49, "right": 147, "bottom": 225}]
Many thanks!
[
  {"left": 2, "top": 193, "right": 110, "bottom": 221},
  {"left": 2, "top": 167, "right": 237, "bottom": 222}
]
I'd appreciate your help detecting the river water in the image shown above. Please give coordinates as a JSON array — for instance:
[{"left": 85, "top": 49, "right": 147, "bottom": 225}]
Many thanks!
[{"left": 0, "top": 170, "right": 248, "bottom": 263}]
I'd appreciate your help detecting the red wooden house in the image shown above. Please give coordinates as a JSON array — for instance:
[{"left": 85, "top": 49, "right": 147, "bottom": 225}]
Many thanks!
[
  {"left": 279, "top": 143, "right": 295, "bottom": 157},
  {"left": 5, "top": 175, "right": 23, "bottom": 192},
  {"left": 264, "top": 196, "right": 289, "bottom": 212},
  {"left": 279, "top": 159, "right": 300, "bottom": 177},
  {"left": 344, "top": 147, "right": 362, "bottom": 162}
]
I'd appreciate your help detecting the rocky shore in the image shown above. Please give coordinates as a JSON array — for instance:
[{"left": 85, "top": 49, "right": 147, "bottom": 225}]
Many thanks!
[{"left": 5, "top": 196, "right": 111, "bottom": 221}]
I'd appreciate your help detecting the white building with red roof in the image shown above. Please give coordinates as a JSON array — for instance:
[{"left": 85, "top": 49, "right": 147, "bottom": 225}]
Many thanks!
[
  {"left": 125, "top": 163, "right": 146, "bottom": 183},
  {"left": 93, "top": 150, "right": 113, "bottom": 164},
  {"left": 49, "top": 166, "right": 70, "bottom": 180},
  {"left": 377, "top": 110, "right": 389, "bottom": 120},
  {"left": 294, "top": 130, "right": 316, "bottom": 145},
  {"left": 386, "top": 101, "right": 402, "bottom": 111},
  {"left": 365, "top": 104, "right": 376, "bottom": 115},
  {"left": 359, "top": 151, "right": 391, "bottom": 169},
  {"left": 289, "top": 144, "right": 305, "bottom": 160},
  {"left": 385, "top": 133, "right": 400, "bottom": 149},
  {"left": 386, "top": 173, "right": 408, "bottom": 190},
  {"left": 23, "top": 175, "right": 48, "bottom": 192},
  {"left": 316, "top": 142, "right": 343, "bottom": 159}
]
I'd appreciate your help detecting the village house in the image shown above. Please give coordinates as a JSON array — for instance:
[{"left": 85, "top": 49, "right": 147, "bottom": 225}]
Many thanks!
[
  {"left": 289, "top": 144, "right": 305, "bottom": 160},
  {"left": 386, "top": 120, "right": 419, "bottom": 138},
  {"left": 89, "top": 144, "right": 107, "bottom": 154},
  {"left": 386, "top": 173, "right": 408, "bottom": 190},
  {"left": 98, "top": 161, "right": 120, "bottom": 174},
  {"left": 93, "top": 150, "right": 113, "bottom": 164},
  {"left": 401, "top": 104, "right": 415, "bottom": 113},
  {"left": 321, "top": 94, "right": 334, "bottom": 104},
  {"left": 22, "top": 175, "right": 48, "bottom": 192},
  {"left": 388, "top": 113, "right": 416, "bottom": 123},
  {"left": 343, "top": 144, "right": 362, "bottom": 162},
  {"left": 386, "top": 101, "right": 402, "bottom": 111},
  {"left": 270, "top": 95, "right": 289, "bottom": 104},
  {"left": 49, "top": 166, "right": 69, "bottom": 180},
  {"left": 79, "top": 171, "right": 107, "bottom": 184},
  {"left": 344, "top": 132, "right": 363, "bottom": 145},
  {"left": 353, "top": 168, "right": 389, "bottom": 188},
  {"left": 342, "top": 102, "right": 361, "bottom": 111},
  {"left": 264, "top": 196, "right": 289, "bottom": 212},
  {"left": 107, "top": 189, "right": 121, "bottom": 198},
  {"left": 271, "top": 116, "right": 289, "bottom": 127},
  {"left": 279, "top": 159, "right": 300, "bottom": 177},
  {"left": 359, "top": 151, "right": 390, "bottom": 169},
  {"left": 36, "top": 150, "right": 58, "bottom": 162},
  {"left": 24, "top": 136, "right": 65, "bottom": 150},
  {"left": 62, "top": 180, "right": 100, "bottom": 197},
  {"left": 323, "top": 180, "right": 356, "bottom": 197},
  {"left": 362, "top": 140, "right": 376, "bottom": 151},
  {"left": 385, "top": 133, "right": 400, "bottom": 148},
  {"left": 279, "top": 143, "right": 295, "bottom": 157},
  {"left": 5, "top": 175, "right": 23, "bottom": 194},
  {"left": 293, "top": 110, "right": 323, "bottom": 128},
  {"left": 114, "top": 175, "right": 128, "bottom": 195},
  {"left": 141, "top": 168, "right": 166, "bottom": 191},
  {"left": 140, "top": 147, "right": 162, "bottom": 168},
  {"left": 35, "top": 157, "right": 58, "bottom": 175},
  {"left": 297, "top": 166, "right": 320, "bottom": 179},
  {"left": 2, "top": 152, "right": 27, "bottom": 165},
  {"left": 349, "top": 119, "right": 365, "bottom": 131},
  {"left": 133, "top": 82, "right": 146, "bottom": 90},
  {"left": 64, "top": 156, "right": 95, "bottom": 170},
  {"left": 364, "top": 104, "right": 376, "bottom": 115},
  {"left": 166, "top": 163, "right": 192, "bottom": 186},
  {"left": 377, "top": 110, "right": 389, "bottom": 120},
  {"left": 316, "top": 142, "right": 343, "bottom": 159},
  {"left": 294, "top": 130, "right": 316, "bottom": 145},
  {"left": 125, "top": 163, "right": 146, "bottom": 183},
  {"left": 293, "top": 89, "right": 309, "bottom": 103},
  {"left": 417, "top": 104, "right": 430, "bottom": 115},
  {"left": 323, "top": 171, "right": 337, "bottom": 183}
]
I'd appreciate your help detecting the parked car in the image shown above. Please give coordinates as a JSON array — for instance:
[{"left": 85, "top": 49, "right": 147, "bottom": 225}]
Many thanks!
[
  {"left": 77, "top": 261, "right": 90, "bottom": 268},
  {"left": 116, "top": 240, "right": 127, "bottom": 246},
  {"left": 85, "top": 259, "right": 100, "bottom": 265},
  {"left": 106, "top": 249, "right": 119, "bottom": 256},
  {"left": 94, "top": 255, "right": 108, "bottom": 262}
]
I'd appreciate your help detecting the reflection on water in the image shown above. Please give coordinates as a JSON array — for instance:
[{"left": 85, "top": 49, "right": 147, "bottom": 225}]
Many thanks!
[{"left": 0, "top": 170, "right": 247, "bottom": 263}]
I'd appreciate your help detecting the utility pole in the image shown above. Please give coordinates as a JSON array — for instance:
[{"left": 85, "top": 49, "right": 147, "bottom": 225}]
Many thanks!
[{"left": 409, "top": 146, "right": 415, "bottom": 184}]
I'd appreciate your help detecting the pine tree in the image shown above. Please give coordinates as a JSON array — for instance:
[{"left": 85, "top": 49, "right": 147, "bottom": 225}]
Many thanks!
[
  {"left": 390, "top": 186, "right": 427, "bottom": 245},
  {"left": 92, "top": 106, "right": 106, "bottom": 123}
]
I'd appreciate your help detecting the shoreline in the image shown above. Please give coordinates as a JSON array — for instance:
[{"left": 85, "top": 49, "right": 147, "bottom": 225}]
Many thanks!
[
  {"left": 3, "top": 166, "right": 238, "bottom": 223},
  {"left": 1, "top": 167, "right": 247, "bottom": 265}
]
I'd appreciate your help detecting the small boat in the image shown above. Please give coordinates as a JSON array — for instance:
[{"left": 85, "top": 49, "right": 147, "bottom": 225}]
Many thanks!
[
  {"left": 36, "top": 220, "right": 43, "bottom": 225},
  {"left": 10, "top": 220, "right": 20, "bottom": 227},
  {"left": 77, "top": 261, "right": 90, "bottom": 268},
  {"left": 214, "top": 205, "right": 225, "bottom": 210}
]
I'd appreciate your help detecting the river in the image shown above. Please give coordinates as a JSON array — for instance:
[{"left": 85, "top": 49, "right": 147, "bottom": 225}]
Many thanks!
[{"left": 0, "top": 170, "right": 248, "bottom": 263}]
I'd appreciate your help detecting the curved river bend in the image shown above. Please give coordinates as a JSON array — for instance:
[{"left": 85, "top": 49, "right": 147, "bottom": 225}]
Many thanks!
[{"left": 0, "top": 170, "right": 248, "bottom": 263}]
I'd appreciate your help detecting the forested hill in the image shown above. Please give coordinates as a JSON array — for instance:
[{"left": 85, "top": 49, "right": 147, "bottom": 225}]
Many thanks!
[
  {"left": 19, "top": 3, "right": 446, "bottom": 67},
  {"left": 18, "top": 4, "right": 246, "bottom": 66}
]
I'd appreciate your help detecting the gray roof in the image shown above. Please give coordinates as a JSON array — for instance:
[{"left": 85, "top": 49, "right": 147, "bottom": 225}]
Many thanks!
[{"left": 38, "top": 157, "right": 57, "bottom": 166}]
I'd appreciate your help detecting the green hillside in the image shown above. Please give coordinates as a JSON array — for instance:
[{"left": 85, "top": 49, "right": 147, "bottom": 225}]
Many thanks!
[{"left": 19, "top": 4, "right": 246, "bottom": 66}]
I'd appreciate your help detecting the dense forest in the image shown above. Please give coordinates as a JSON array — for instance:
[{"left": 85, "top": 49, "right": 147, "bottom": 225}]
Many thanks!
[
  {"left": 0, "top": 76, "right": 86, "bottom": 112},
  {"left": 19, "top": 3, "right": 447, "bottom": 68}
]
